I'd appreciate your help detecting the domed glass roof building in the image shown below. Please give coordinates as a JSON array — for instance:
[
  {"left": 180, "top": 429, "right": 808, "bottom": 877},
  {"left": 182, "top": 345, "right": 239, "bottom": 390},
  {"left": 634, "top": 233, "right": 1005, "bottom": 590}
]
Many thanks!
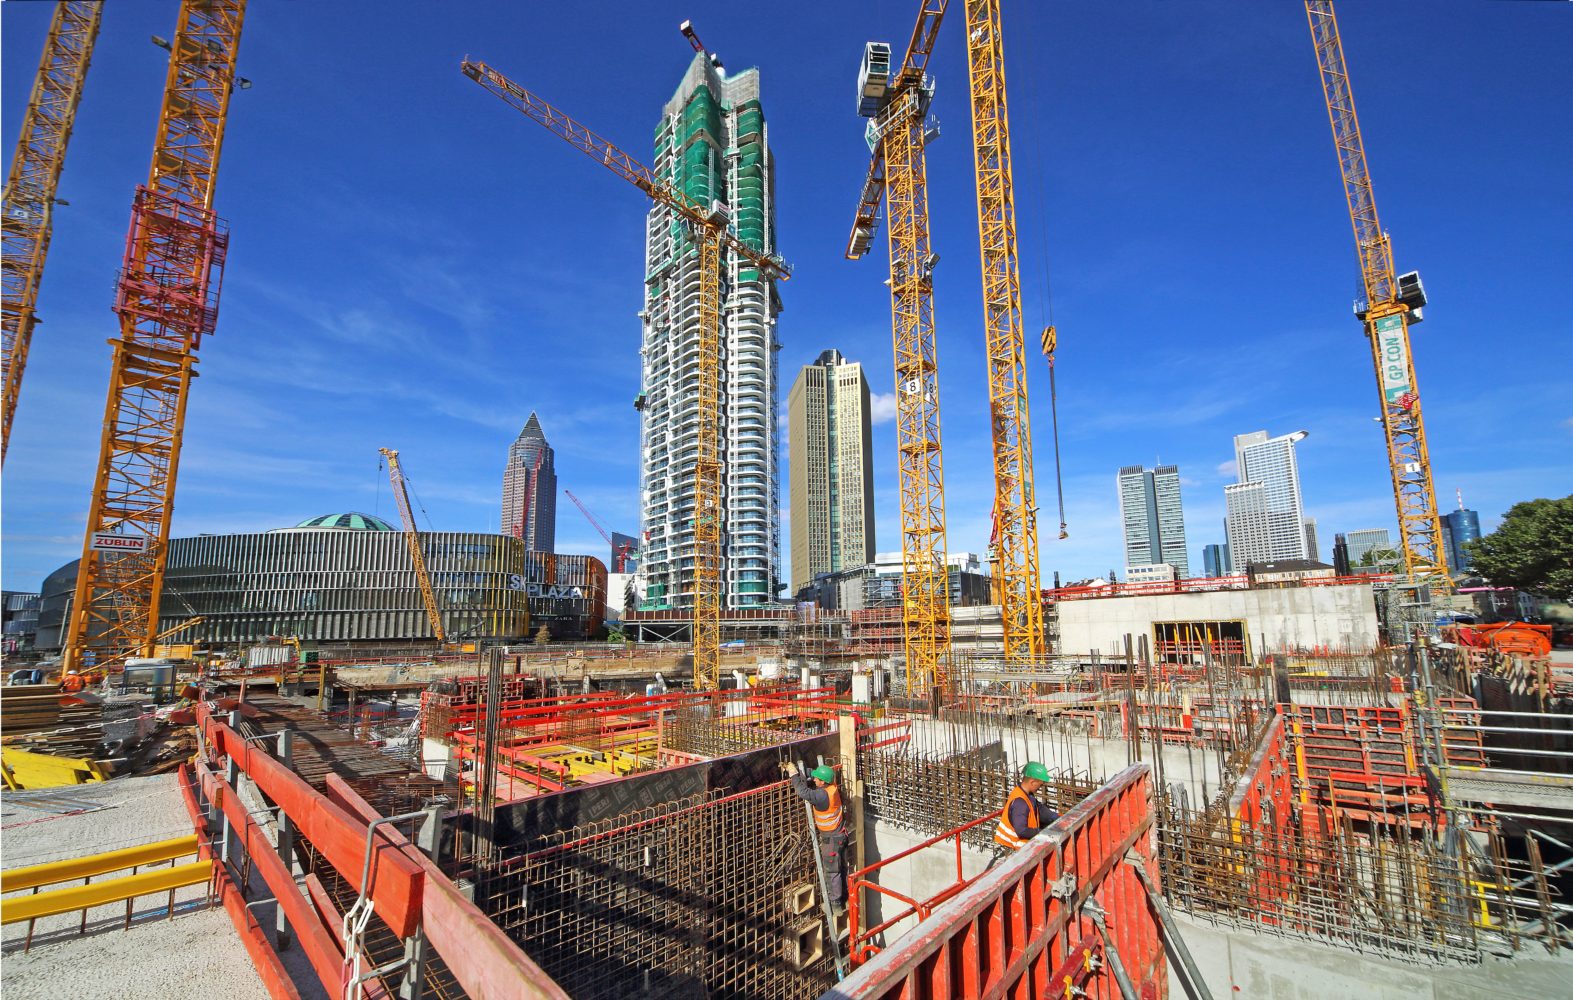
[
  {"left": 290, "top": 512, "right": 399, "bottom": 531},
  {"left": 34, "top": 515, "right": 609, "bottom": 649}
]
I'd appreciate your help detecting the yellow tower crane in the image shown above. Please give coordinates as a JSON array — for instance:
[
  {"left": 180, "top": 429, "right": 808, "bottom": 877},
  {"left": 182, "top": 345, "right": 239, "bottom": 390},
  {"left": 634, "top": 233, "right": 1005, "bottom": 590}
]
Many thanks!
[
  {"left": 379, "top": 448, "right": 447, "bottom": 644},
  {"left": 63, "top": 0, "right": 247, "bottom": 673},
  {"left": 2, "top": 1, "right": 103, "bottom": 465},
  {"left": 961, "top": 0, "right": 1045, "bottom": 661},
  {"left": 847, "top": 2, "right": 953, "bottom": 696},
  {"left": 1306, "top": 2, "right": 1449, "bottom": 585},
  {"left": 461, "top": 58, "right": 789, "bottom": 690}
]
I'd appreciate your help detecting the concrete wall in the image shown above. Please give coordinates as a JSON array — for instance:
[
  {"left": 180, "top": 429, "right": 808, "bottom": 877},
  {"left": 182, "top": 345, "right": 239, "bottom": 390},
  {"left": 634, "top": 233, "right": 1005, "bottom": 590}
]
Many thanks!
[
  {"left": 1172, "top": 913, "right": 1573, "bottom": 999},
  {"left": 859, "top": 821, "right": 995, "bottom": 947},
  {"left": 1055, "top": 583, "right": 1379, "bottom": 657}
]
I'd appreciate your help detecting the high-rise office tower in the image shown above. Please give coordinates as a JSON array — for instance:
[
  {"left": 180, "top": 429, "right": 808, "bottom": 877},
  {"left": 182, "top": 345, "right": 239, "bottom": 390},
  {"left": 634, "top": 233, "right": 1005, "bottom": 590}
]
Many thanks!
[
  {"left": 1202, "top": 543, "right": 1231, "bottom": 578},
  {"left": 1344, "top": 528, "right": 1393, "bottom": 567},
  {"left": 501, "top": 412, "right": 556, "bottom": 553},
  {"left": 1117, "top": 465, "right": 1189, "bottom": 578},
  {"left": 1303, "top": 518, "right": 1320, "bottom": 562},
  {"left": 1225, "top": 429, "right": 1310, "bottom": 568},
  {"left": 789, "top": 350, "right": 875, "bottom": 595},
  {"left": 1443, "top": 491, "right": 1481, "bottom": 573},
  {"left": 1333, "top": 533, "right": 1351, "bottom": 576},
  {"left": 1224, "top": 481, "right": 1272, "bottom": 568},
  {"left": 637, "top": 54, "right": 782, "bottom": 609}
]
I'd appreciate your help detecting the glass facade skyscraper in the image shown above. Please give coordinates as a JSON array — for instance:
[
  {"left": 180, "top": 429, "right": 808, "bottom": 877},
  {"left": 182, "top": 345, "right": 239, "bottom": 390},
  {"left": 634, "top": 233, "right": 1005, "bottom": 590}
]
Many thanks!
[
  {"left": 1117, "top": 464, "right": 1189, "bottom": 579},
  {"left": 502, "top": 412, "right": 556, "bottom": 553},
  {"left": 1443, "top": 505, "right": 1481, "bottom": 572},
  {"left": 1225, "top": 430, "right": 1310, "bottom": 569},
  {"left": 789, "top": 350, "right": 875, "bottom": 595},
  {"left": 638, "top": 53, "right": 781, "bottom": 610}
]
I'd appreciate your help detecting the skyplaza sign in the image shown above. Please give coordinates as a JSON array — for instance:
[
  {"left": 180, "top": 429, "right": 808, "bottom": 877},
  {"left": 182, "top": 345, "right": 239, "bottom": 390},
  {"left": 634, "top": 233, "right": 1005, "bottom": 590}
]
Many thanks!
[{"left": 506, "top": 575, "right": 585, "bottom": 600}]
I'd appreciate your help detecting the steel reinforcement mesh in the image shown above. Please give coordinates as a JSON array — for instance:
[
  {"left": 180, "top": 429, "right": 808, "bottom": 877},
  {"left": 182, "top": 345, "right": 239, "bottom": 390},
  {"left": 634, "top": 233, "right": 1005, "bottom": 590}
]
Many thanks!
[
  {"left": 859, "top": 744, "right": 1098, "bottom": 849},
  {"left": 476, "top": 782, "right": 834, "bottom": 999}
]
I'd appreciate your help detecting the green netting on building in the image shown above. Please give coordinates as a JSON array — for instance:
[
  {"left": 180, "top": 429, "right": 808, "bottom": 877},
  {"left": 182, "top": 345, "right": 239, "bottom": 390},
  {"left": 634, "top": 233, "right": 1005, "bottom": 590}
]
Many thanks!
[
  {"left": 733, "top": 100, "right": 765, "bottom": 248},
  {"left": 678, "top": 87, "right": 721, "bottom": 208}
]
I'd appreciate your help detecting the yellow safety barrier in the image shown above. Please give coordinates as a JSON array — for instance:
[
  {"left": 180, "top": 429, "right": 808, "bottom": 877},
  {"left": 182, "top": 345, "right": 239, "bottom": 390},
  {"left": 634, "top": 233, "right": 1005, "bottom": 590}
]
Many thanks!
[
  {"left": 2, "top": 835, "right": 199, "bottom": 893},
  {"left": 1, "top": 861, "right": 212, "bottom": 926}
]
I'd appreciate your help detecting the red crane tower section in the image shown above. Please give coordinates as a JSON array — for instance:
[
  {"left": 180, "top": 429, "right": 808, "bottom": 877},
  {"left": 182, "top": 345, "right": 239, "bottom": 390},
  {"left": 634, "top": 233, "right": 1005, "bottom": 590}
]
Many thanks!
[{"left": 64, "top": 1, "right": 247, "bottom": 672}]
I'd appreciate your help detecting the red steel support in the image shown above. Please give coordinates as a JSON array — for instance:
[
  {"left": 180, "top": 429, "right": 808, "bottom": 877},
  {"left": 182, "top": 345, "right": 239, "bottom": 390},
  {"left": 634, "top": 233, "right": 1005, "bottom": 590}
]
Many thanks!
[
  {"left": 195, "top": 759, "right": 346, "bottom": 995},
  {"left": 196, "top": 701, "right": 424, "bottom": 937},
  {"left": 176, "top": 763, "right": 302, "bottom": 1000},
  {"left": 324, "top": 773, "right": 571, "bottom": 1000},
  {"left": 829, "top": 764, "right": 1161, "bottom": 1000}
]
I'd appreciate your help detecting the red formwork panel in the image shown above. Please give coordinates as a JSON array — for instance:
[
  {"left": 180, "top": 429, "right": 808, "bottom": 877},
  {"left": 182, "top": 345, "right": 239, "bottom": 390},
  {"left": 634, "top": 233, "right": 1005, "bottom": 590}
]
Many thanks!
[{"left": 829, "top": 765, "right": 1161, "bottom": 1000}]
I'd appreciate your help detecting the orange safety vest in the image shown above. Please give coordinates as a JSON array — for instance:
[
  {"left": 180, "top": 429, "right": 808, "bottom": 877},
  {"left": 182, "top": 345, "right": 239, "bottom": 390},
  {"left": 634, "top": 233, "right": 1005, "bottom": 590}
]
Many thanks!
[
  {"left": 994, "top": 785, "right": 1042, "bottom": 849},
  {"left": 813, "top": 782, "right": 844, "bottom": 833}
]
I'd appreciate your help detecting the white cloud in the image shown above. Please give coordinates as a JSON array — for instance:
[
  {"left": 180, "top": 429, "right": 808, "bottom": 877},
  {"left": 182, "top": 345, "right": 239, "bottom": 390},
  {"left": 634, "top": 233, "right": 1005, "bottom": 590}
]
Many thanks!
[
  {"left": 1215, "top": 460, "right": 1236, "bottom": 479},
  {"left": 869, "top": 392, "right": 899, "bottom": 425}
]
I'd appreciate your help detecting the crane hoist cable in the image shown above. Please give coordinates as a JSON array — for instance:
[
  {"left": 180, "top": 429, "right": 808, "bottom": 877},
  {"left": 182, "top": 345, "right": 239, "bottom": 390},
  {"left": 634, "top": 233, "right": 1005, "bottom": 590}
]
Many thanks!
[{"left": 1015, "top": 6, "right": 1068, "bottom": 543}]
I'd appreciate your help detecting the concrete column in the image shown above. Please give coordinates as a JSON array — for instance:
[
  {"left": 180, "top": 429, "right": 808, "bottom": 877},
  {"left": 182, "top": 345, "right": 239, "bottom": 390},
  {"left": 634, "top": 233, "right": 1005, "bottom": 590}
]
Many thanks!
[
  {"left": 839, "top": 713, "right": 865, "bottom": 876},
  {"left": 275, "top": 728, "right": 294, "bottom": 950}
]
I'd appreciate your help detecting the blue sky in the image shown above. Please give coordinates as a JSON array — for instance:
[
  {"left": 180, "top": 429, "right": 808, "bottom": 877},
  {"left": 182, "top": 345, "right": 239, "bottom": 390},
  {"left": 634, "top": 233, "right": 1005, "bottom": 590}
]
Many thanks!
[{"left": 3, "top": 1, "right": 1570, "bottom": 594}]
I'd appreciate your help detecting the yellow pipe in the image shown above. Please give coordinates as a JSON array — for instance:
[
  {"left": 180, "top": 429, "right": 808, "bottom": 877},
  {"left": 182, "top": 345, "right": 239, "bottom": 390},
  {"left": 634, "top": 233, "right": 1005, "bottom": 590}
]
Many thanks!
[
  {"left": 2, "top": 834, "right": 199, "bottom": 892},
  {"left": 2, "top": 861, "right": 211, "bottom": 925}
]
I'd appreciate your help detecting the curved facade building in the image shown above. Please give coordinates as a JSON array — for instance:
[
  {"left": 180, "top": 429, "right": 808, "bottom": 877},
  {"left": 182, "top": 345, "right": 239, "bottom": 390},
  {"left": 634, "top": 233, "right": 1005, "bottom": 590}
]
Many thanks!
[{"left": 34, "top": 513, "right": 611, "bottom": 649}]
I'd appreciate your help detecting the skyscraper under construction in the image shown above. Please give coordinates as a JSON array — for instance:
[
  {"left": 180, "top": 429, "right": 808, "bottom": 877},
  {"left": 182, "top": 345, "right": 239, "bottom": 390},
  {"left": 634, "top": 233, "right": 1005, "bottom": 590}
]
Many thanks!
[{"left": 637, "top": 52, "right": 781, "bottom": 609}]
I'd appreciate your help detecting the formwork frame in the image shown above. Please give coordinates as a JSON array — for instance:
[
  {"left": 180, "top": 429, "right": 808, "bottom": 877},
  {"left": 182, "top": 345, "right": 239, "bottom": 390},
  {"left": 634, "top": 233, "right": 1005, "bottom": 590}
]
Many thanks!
[{"left": 832, "top": 763, "right": 1160, "bottom": 999}]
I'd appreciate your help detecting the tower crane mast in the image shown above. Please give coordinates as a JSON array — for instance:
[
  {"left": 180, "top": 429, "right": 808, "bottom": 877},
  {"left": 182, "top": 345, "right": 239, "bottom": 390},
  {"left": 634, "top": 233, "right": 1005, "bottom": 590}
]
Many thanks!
[
  {"left": 847, "top": 1, "right": 953, "bottom": 696},
  {"left": 63, "top": 0, "right": 246, "bottom": 673},
  {"left": 961, "top": 0, "right": 1044, "bottom": 661},
  {"left": 1305, "top": 2, "right": 1448, "bottom": 584},
  {"left": 380, "top": 448, "right": 447, "bottom": 644},
  {"left": 461, "top": 58, "right": 789, "bottom": 690},
  {"left": 2, "top": 1, "right": 103, "bottom": 464}
]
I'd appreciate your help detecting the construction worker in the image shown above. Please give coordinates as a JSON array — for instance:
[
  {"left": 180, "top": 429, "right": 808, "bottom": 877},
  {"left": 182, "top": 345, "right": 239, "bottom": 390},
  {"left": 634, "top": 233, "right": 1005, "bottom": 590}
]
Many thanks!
[
  {"left": 994, "top": 761, "right": 1060, "bottom": 851},
  {"left": 60, "top": 670, "right": 85, "bottom": 694},
  {"left": 790, "top": 762, "right": 849, "bottom": 909}
]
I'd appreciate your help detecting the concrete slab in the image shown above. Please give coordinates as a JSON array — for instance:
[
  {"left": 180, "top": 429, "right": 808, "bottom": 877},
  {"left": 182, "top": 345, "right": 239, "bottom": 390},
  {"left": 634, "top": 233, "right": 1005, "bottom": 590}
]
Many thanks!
[{"left": 1170, "top": 912, "right": 1573, "bottom": 1000}]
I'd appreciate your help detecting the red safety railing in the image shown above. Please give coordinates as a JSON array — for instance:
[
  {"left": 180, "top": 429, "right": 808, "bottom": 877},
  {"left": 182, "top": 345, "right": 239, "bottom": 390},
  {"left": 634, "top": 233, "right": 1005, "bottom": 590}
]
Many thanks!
[
  {"left": 848, "top": 813, "right": 998, "bottom": 965},
  {"left": 829, "top": 764, "right": 1160, "bottom": 1000}
]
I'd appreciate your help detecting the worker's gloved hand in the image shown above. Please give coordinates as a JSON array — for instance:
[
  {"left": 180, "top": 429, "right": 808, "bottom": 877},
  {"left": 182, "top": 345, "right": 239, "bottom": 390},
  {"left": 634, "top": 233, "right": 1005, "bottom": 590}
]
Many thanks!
[{"left": 780, "top": 760, "right": 797, "bottom": 776}]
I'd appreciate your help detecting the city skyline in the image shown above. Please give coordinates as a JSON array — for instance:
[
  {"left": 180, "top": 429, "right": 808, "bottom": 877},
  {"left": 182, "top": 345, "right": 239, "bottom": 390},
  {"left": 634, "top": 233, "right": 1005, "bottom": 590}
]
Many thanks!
[{"left": 2, "top": 4, "right": 1567, "bottom": 595}]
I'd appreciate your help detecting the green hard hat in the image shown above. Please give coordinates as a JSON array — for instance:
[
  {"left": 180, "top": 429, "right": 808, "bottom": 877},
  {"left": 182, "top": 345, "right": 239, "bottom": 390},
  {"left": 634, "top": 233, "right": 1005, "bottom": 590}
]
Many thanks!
[
  {"left": 811, "top": 765, "right": 836, "bottom": 783},
  {"left": 1023, "top": 761, "right": 1050, "bottom": 782}
]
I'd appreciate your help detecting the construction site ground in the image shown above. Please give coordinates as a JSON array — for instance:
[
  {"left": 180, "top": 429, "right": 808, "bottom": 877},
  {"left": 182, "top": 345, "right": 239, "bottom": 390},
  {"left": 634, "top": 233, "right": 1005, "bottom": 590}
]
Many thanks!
[
  {"left": 0, "top": 774, "right": 271, "bottom": 1000},
  {"left": 1172, "top": 911, "right": 1573, "bottom": 999}
]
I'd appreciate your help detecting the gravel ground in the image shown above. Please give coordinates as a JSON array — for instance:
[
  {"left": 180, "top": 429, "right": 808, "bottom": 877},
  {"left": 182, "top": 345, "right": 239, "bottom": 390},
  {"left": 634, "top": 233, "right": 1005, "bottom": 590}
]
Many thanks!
[{"left": 2, "top": 774, "right": 268, "bottom": 999}]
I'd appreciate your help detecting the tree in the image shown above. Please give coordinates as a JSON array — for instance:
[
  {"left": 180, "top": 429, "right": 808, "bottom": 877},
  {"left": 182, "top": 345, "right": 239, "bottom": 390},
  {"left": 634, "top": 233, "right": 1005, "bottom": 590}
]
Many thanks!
[
  {"left": 534, "top": 624, "right": 552, "bottom": 645},
  {"left": 1469, "top": 496, "right": 1573, "bottom": 602}
]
